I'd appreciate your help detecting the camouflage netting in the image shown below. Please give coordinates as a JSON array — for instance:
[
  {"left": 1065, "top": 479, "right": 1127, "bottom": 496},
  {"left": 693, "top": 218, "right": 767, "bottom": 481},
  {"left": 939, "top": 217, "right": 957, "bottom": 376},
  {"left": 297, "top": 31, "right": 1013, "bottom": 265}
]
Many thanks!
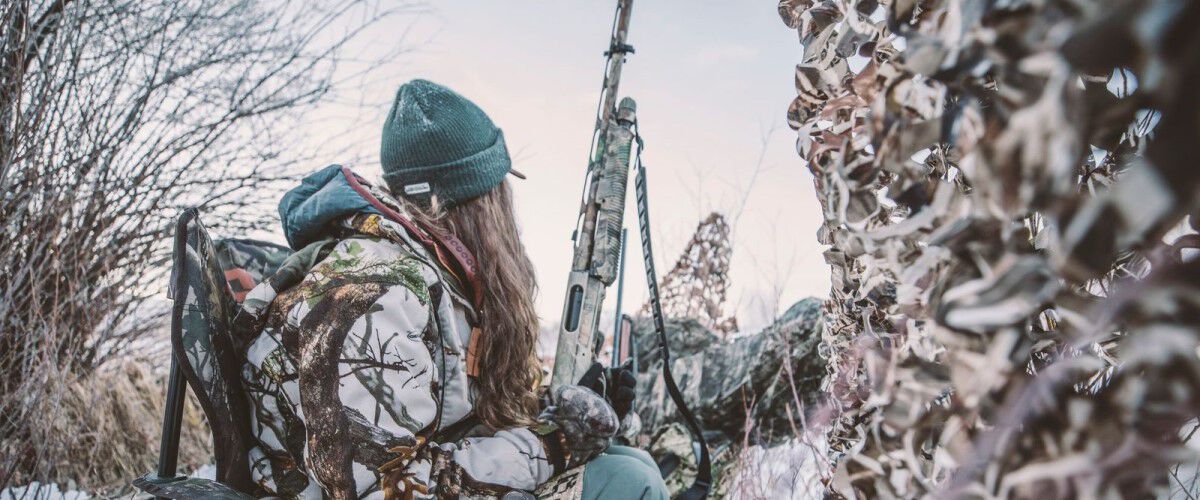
[
  {"left": 641, "top": 212, "right": 738, "bottom": 336},
  {"left": 778, "top": 0, "right": 1200, "bottom": 497}
]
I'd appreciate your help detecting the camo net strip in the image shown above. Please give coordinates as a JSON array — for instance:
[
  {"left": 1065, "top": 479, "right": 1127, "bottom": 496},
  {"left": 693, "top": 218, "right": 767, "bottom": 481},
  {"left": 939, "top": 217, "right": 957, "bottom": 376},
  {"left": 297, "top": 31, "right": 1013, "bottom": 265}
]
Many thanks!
[
  {"left": 642, "top": 213, "right": 737, "bottom": 336},
  {"left": 778, "top": 0, "right": 1200, "bottom": 496}
]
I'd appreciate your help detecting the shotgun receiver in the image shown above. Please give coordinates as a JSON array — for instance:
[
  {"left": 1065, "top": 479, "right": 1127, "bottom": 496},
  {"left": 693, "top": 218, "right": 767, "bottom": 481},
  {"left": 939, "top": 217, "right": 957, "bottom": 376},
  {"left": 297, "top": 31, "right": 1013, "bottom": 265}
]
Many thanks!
[{"left": 550, "top": 0, "right": 637, "bottom": 390}]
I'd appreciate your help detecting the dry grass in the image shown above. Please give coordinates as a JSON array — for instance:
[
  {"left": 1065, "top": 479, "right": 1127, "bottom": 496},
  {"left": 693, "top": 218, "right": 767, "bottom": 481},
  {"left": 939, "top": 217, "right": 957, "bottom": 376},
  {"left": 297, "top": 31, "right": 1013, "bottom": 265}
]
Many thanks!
[{"left": 2, "top": 358, "right": 211, "bottom": 496}]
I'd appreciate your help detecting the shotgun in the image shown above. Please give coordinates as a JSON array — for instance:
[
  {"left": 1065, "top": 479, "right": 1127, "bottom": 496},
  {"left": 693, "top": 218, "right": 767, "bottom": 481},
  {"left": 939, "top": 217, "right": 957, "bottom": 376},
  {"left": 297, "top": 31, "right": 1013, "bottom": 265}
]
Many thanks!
[
  {"left": 550, "top": 2, "right": 712, "bottom": 497},
  {"left": 550, "top": 0, "right": 637, "bottom": 390}
]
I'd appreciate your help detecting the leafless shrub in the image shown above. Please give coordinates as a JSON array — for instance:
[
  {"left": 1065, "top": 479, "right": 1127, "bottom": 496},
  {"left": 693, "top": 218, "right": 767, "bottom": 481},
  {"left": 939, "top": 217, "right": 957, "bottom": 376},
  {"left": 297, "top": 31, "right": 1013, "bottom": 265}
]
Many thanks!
[{"left": 0, "top": 0, "right": 413, "bottom": 488}]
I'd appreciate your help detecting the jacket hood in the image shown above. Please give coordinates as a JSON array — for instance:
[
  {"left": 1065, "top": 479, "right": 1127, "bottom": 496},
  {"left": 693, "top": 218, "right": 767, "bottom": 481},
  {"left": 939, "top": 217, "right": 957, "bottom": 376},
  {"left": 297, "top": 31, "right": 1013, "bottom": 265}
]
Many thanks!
[{"left": 279, "top": 165, "right": 382, "bottom": 250}]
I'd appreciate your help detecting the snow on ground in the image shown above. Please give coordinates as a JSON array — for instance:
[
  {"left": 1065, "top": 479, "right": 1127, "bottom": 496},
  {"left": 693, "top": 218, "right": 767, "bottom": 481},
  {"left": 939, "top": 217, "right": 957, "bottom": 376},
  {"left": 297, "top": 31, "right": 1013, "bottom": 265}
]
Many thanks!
[
  {"left": 726, "top": 432, "right": 829, "bottom": 499},
  {"left": 1, "top": 464, "right": 216, "bottom": 500},
  {"left": 189, "top": 464, "right": 217, "bottom": 481}
]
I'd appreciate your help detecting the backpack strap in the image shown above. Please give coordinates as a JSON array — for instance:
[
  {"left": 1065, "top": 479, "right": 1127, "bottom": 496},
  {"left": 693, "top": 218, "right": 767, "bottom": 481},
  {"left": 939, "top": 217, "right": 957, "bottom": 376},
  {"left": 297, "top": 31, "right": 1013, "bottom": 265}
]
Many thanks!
[
  {"left": 340, "top": 167, "right": 487, "bottom": 377},
  {"left": 340, "top": 166, "right": 484, "bottom": 309}
]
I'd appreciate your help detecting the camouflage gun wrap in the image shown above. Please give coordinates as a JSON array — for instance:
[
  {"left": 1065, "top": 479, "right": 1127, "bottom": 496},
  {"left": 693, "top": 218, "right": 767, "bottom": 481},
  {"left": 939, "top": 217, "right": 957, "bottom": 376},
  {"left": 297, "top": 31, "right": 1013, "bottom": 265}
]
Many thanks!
[{"left": 551, "top": 0, "right": 637, "bottom": 390}]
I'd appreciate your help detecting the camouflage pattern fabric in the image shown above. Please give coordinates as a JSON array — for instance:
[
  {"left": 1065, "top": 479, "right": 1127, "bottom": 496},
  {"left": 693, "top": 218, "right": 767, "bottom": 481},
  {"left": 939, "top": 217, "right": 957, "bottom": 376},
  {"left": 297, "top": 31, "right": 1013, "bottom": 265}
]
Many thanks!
[
  {"left": 215, "top": 238, "right": 292, "bottom": 302},
  {"left": 135, "top": 210, "right": 297, "bottom": 499},
  {"left": 132, "top": 474, "right": 256, "bottom": 500},
  {"left": 239, "top": 187, "right": 560, "bottom": 498},
  {"left": 618, "top": 299, "right": 824, "bottom": 498},
  {"left": 167, "top": 210, "right": 257, "bottom": 493},
  {"left": 539, "top": 386, "right": 619, "bottom": 470},
  {"left": 645, "top": 423, "right": 734, "bottom": 498},
  {"left": 631, "top": 298, "right": 825, "bottom": 443},
  {"left": 533, "top": 465, "right": 585, "bottom": 500}
]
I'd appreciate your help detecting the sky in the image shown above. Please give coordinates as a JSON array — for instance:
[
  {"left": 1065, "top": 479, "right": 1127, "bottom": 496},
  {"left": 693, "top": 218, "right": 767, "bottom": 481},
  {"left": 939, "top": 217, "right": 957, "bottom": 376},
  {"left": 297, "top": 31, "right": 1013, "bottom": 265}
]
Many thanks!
[{"left": 303, "top": 1, "right": 829, "bottom": 333}]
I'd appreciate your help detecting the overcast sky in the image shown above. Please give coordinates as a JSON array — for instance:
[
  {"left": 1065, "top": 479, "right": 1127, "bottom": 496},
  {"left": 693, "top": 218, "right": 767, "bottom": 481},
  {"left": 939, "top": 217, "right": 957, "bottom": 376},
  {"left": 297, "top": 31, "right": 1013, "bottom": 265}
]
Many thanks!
[{"left": 303, "top": 1, "right": 829, "bottom": 333}]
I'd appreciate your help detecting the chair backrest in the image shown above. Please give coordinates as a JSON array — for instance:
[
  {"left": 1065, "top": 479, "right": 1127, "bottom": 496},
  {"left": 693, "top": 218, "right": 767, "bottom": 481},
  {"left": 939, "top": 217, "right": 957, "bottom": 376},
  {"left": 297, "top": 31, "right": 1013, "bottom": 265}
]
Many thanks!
[{"left": 169, "top": 209, "right": 291, "bottom": 493}]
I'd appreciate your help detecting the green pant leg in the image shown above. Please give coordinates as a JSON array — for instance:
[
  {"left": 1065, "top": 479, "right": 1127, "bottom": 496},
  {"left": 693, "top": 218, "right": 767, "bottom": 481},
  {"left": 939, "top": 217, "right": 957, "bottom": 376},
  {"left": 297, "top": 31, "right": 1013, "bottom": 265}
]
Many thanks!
[
  {"left": 580, "top": 447, "right": 668, "bottom": 500},
  {"left": 599, "top": 445, "right": 657, "bottom": 470}
]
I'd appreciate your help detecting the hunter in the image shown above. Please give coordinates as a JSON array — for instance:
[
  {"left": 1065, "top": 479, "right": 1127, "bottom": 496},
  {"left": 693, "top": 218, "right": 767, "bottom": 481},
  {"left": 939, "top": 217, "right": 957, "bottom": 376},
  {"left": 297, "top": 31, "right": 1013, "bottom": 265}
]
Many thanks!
[{"left": 236, "top": 79, "right": 666, "bottom": 499}]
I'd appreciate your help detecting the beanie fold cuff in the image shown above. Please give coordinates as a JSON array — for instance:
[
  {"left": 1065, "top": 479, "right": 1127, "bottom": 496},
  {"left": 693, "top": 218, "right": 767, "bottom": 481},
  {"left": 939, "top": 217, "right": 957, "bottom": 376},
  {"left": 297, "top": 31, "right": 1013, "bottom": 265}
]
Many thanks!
[{"left": 382, "top": 131, "right": 512, "bottom": 207}]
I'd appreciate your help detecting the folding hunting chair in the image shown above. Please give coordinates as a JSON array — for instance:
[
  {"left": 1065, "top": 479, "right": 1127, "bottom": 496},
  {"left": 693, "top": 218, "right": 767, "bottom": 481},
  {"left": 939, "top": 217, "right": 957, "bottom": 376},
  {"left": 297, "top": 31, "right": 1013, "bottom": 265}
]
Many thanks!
[{"left": 133, "top": 209, "right": 290, "bottom": 499}]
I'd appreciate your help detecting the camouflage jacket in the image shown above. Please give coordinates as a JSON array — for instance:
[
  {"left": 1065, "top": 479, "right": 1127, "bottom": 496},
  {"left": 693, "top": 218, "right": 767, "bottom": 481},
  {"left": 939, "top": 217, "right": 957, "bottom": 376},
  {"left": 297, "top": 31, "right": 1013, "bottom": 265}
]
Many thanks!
[{"left": 238, "top": 166, "right": 557, "bottom": 499}]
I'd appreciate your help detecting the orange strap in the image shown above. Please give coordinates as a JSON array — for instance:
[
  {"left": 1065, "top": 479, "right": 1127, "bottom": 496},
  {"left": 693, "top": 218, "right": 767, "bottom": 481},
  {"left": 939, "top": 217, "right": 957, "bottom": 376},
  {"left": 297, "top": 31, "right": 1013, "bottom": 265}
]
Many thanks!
[{"left": 465, "top": 327, "right": 483, "bottom": 377}]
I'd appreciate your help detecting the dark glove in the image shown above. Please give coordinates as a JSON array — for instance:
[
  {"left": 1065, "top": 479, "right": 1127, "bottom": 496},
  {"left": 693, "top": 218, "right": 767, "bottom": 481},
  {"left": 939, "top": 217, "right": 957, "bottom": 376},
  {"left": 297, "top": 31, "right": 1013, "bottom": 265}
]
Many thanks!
[
  {"left": 537, "top": 385, "right": 619, "bottom": 469},
  {"left": 577, "top": 361, "right": 637, "bottom": 421}
]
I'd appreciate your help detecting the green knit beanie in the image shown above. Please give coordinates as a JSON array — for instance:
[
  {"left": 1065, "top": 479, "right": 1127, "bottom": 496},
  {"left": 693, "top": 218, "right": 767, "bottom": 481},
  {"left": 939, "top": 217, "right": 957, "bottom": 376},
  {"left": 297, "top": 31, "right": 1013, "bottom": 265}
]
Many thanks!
[{"left": 380, "top": 79, "right": 516, "bottom": 208}]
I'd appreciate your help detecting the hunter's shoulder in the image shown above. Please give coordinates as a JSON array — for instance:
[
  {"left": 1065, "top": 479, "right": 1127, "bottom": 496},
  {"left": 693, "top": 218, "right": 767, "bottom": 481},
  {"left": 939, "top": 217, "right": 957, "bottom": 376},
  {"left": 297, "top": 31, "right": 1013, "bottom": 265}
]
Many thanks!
[
  {"left": 311, "top": 235, "right": 436, "bottom": 289},
  {"left": 265, "top": 235, "right": 433, "bottom": 327}
]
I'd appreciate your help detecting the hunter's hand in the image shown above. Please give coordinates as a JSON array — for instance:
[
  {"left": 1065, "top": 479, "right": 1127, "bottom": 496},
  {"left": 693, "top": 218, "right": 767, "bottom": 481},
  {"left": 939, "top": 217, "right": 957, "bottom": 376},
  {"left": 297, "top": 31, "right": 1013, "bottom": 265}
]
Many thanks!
[
  {"left": 577, "top": 362, "right": 637, "bottom": 421},
  {"left": 538, "top": 385, "right": 618, "bottom": 469}
]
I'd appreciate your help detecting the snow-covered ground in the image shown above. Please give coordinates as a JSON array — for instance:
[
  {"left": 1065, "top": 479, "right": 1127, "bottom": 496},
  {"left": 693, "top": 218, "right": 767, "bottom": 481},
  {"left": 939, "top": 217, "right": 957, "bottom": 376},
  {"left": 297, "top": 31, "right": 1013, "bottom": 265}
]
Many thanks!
[
  {"left": 1, "top": 465, "right": 216, "bottom": 500},
  {"left": 727, "top": 433, "right": 829, "bottom": 499}
]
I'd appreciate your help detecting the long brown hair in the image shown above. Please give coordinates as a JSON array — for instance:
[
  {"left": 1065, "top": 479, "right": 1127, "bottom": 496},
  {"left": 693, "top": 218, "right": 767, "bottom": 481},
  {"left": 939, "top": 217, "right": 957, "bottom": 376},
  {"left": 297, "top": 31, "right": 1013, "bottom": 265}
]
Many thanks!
[{"left": 400, "top": 181, "right": 541, "bottom": 430}]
